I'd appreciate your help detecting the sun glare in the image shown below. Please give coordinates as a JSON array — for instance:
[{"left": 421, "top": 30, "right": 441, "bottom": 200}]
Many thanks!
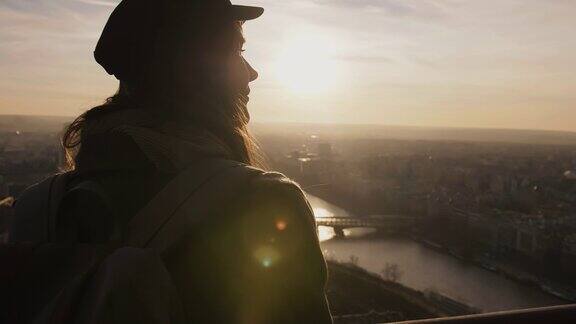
[
  {"left": 274, "top": 33, "right": 341, "bottom": 94},
  {"left": 313, "top": 207, "right": 333, "bottom": 218}
]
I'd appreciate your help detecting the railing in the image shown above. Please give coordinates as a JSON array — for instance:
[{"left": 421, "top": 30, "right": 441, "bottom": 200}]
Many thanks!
[
  {"left": 316, "top": 216, "right": 414, "bottom": 228},
  {"left": 391, "top": 303, "right": 576, "bottom": 323}
]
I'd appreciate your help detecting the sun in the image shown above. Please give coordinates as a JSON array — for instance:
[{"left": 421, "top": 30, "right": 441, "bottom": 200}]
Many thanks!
[{"left": 273, "top": 33, "right": 341, "bottom": 94}]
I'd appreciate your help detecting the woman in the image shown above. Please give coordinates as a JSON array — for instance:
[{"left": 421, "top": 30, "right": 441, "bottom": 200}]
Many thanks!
[{"left": 11, "top": 0, "right": 332, "bottom": 323}]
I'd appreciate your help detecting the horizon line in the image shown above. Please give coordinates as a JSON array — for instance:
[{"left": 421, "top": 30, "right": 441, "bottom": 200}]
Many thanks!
[{"left": 1, "top": 113, "right": 575, "bottom": 135}]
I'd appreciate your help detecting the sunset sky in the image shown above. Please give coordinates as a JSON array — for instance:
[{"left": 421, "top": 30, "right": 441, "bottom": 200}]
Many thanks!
[{"left": 0, "top": 0, "right": 575, "bottom": 131}]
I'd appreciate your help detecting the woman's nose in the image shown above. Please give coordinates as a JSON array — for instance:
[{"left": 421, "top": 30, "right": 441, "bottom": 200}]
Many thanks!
[{"left": 244, "top": 58, "right": 259, "bottom": 82}]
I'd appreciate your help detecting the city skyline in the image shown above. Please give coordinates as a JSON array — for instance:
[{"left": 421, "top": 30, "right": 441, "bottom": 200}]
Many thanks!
[{"left": 1, "top": 0, "right": 575, "bottom": 131}]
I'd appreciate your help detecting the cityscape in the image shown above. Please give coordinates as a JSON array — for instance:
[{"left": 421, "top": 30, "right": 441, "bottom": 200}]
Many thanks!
[{"left": 256, "top": 122, "right": 576, "bottom": 317}]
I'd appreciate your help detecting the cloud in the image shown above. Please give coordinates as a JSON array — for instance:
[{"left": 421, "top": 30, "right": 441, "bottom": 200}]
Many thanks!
[
  {"left": 75, "top": 0, "right": 118, "bottom": 7},
  {"left": 335, "top": 53, "right": 396, "bottom": 63},
  {"left": 0, "top": 0, "right": 116, "bottom": 109},
  {"left": 311, "top": 0, "right": 449, "bottom": 19}
]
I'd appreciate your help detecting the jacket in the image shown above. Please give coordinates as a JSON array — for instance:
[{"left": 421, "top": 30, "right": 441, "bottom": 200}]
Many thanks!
[{"left": 52, "top": 131, "right": 333, "bottom": 323}]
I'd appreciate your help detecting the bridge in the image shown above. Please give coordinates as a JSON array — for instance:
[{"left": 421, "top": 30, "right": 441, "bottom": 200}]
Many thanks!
[{"left": 315, "top": 215, "right": 415, "bottom": 237}]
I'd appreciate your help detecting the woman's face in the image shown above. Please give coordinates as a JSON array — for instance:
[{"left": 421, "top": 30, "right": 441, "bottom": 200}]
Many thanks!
[
  {"left": 226, "top": 40, "right": 258, "bottom": 101},
  {"left": 171, "top": 22, "right": 258, "bottom": 105}
]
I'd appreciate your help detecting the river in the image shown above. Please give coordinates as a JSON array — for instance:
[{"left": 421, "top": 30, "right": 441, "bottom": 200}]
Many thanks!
[{"left": 306, "top": 194, "right": 565, "bottom": 312}]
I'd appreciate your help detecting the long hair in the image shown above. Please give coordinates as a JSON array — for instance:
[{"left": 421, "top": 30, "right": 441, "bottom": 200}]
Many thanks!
[{"left": 63, "top": 21, "right": 264, "bottom": 170}]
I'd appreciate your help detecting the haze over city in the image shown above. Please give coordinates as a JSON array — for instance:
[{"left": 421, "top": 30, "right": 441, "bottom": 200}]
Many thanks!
[{"left": 1, "top": 0, "right": 575, "bottom": 131}]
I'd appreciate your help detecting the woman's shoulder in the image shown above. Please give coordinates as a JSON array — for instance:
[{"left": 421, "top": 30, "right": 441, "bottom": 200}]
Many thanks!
[
  {"left": 244, "top": 170, "right": 312, "bottom": 212},
  {"left": 231, "top": 169, "right": 318, "bottom": 236},
  {"left": 223, "top": 169, "right": 322, "bottom": 269},
  {"left": 248, "top": 170, "right": 305, "bottom": 195}
]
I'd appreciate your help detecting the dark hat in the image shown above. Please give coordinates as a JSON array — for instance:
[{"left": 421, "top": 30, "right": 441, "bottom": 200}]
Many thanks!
[{"left": 94, "top": 0, "right": 263, "bottom": 81}]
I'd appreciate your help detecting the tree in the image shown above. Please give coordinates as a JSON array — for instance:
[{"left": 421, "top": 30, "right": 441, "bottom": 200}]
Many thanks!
[
  {"left": 381, "top": 262, "right": 402, "bottom": 282},
  {"left": 348, "top": 254, "right": 359, "bottom": 266}
]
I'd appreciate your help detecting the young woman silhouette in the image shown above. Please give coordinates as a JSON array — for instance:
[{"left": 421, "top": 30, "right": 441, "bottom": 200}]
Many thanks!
[{"left": 10, "top": 0, "right": 332, "bottom": 322}]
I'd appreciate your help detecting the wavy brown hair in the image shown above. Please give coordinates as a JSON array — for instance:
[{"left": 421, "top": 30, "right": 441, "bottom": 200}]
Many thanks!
[{"left": 62, "top": 21, "right": 264, "bottom": 170}]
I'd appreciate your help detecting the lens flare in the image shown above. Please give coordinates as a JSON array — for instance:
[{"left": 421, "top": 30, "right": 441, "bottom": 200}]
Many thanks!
[
  {"left": 253, "top": 246, "right": 280, "bottom": 269},
  {"left": 276, "top": 220, "right": 287, "bottom": 231},
  {"left": 262, "top": 258, "right": 272, "bottom": 268}
]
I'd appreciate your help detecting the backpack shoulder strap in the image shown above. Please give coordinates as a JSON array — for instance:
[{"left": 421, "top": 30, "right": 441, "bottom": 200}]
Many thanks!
[{"left": 126, "top": 158, "right": 262, "bottom": 251}]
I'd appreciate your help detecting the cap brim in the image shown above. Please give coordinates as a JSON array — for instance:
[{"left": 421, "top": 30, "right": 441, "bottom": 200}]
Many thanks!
[{"left": 231, "top": 5, "right": 264, "bottom": 21}]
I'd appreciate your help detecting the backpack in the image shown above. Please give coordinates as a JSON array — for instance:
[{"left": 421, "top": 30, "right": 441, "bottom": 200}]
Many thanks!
[{"left": 1, "top": 158, "right": 261, "bottom": 323}]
